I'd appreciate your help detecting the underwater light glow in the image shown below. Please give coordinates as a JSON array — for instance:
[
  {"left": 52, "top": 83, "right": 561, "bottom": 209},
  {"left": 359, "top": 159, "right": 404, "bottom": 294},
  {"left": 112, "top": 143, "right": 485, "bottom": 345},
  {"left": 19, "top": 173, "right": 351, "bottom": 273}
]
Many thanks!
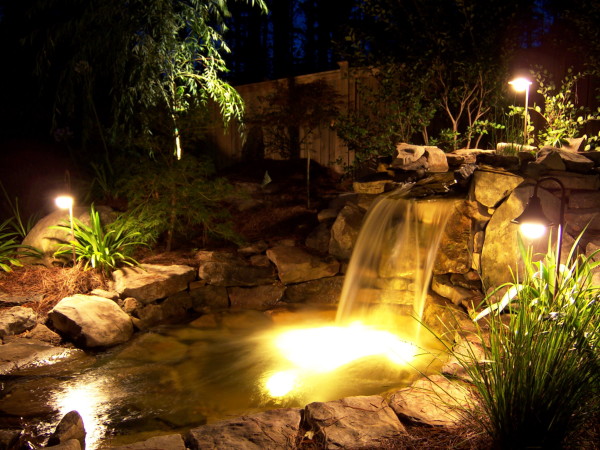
[
  {"left": 274, "top": 323, "right": 417, "bottom": 373},
  {"left": 265, "top": 370, "right": 299, "bottom": 397}
]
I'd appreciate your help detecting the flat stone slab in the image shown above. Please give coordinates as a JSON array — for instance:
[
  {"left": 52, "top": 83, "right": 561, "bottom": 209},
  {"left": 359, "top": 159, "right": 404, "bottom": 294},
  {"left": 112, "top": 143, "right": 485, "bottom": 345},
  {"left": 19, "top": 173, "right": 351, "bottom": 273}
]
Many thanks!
[
  {"left": 112, "top": 264, "right": 196, "bottom": 303},
  {"left": 389, "top": 374, "right": 475, "bottom": 427},
  {"left": 304, "top": 395, "right": 407, "bottom": 448},
  {"left": 0, "top": 338, "right": 85, "bottom": 375},
  {"left": 186, "top": 408, "right": 302, "bottom": 449}
]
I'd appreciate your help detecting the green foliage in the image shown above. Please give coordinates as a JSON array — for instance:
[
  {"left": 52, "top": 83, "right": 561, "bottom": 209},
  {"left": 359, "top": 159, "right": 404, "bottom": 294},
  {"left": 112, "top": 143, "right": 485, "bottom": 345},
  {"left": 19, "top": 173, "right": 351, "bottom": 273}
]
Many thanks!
[
  {"left": 528, "top": 68, "right": 600, "bottom": 149},
  {"left": 455, "top": 233, "right": 600, "bottom": 447},
  {"left": 118, "top": 153, "right": 242, "bottom": 251},
  {"left": 335, "top": 64, "right": 437, "bottom": 173},
  {"left": 27, "top": 0, "right": 267, "bottom": 155},
  {"left": 52, "top": 205, "right": 145, "bottom": 276},
  {"left": 0, "top": 181, "right": 39, "bottom": 239},
  {"left": 0, "top": 219, "right": 25, "bottom": 272}
]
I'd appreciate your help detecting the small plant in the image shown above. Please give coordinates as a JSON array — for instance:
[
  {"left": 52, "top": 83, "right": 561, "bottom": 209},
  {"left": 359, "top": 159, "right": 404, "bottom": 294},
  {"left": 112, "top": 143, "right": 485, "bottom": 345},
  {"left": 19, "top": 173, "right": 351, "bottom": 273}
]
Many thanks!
[
  {"left": 0, "top": 219, "right": 25, "bottom": 272},
  {"left": 451, "top": 233, "right": 600, "bottom": 448},
  {"left": 0, "top": 181, "right": 39, "bottom": 239},
  {"left": 525, "top": 68, "right": 600, "bottom": 149},
  {"left": 52, "top": 205, "right": 145, "bottom": 276}
]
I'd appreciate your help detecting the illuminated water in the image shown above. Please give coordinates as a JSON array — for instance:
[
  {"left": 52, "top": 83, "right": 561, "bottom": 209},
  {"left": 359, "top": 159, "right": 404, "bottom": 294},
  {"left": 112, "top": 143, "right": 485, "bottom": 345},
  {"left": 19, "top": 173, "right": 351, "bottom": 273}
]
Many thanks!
[
  {"left": 336, "top": 187, "right": 453, "bottom": 339},
  {"left": 0, "top": 188, "right": 453, "bottom": 448}
]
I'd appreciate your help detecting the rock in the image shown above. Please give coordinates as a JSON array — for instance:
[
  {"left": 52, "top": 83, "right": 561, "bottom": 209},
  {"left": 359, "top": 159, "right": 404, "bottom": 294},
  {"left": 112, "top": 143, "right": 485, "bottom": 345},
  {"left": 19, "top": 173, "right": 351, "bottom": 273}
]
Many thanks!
[
  {"left": 442, "top": 334, "right": 487, "bottom": 381},
  {"left": 107, "top": 434, "right": 186, "bottom": 450},
  {"left": 562, "top": 137, "right": 585, "bottom": 152},
  {"left": 47, "top": 411, "right": 86, "bottom": 449},
  {"left": 186, "top": 408, "right": 302, "bottom": 449},
  {"left": 431, "top": 275, "right": 482, "bottom": 308},
  {"left": 470, "top": 170, "right": 525, "bottom": 208},
  {"left": 266, "top": 246, "right": 339, "bottom": 285},
  {"left": 434, "top": 201, "right": 471, "bottom": 274},
  {"left": 453, "top": 148, "right": 496, "bottom": 164},
  {"left": 21, "top": 323, "right": 62, "bottom": 345},
  {"left": 0, "top": 292, "right": 43, "bottom": 306},
  {"left": 0, "top": 429, "right": 20, "bottom": 449},
  {"left": 538, "top": 146, "right": 595, "bottom": 173},
  {"left": 161, "top": 291, "right": 193, "bottom": 321},
  {"left": 228, "top": 284, "right": 285, "bottom": 309},
  {"left": 352, "top": 178, "right": 392, "bottom": 194},
  {"left": 423, "top": 146, "right": 449, "bottom": 172},
  {"left": 116, "top": 333, "right": 188, "bottom": 364},
  {"left": 237, "top": 240, "right": 268, "bottom": 255},
  {"left": 45, "top": 439, "right": 81, "bottom": 449},
  {"left": 249, "top": 254, "right": 271, "bottom": 267},
  {"left": 329, "top": 203, "right": 364, "bottom": 260},
  {"left": 587, "top": 241, "right": 600, "bottom": 286},
  {"left": 568, "top": 191, "right": 600, "bottom": 209},
  {"left": 410, "top": 173, "right": 456, "bottom": 197},
  {"left": 477, "top": 153, "right": 521, "bottom": 171},
  {"left": 535, "top": 148, "right": 567, "bottom": 171},
  {"left": 421, "top": 293, "right": 471, "bottom": 339},
  {"left": 304, "top": 395, "right": 406, "bottom": 448},
  {"left": 540, "top": 171, "right": 600, "bottom": 190},
  {"left": 394, "top": 143, "right": 426, "bottom": 165},
  {"left": 305, "top": 222, "right": 332, "bottom": 253},
  {"left": 112, "top": 264, "right": 196, "bottom": 303},
  {"left": 189, "top": 284, "right": 229, "bottom": 310},
  {"left": 20, "top": 206, "right": 114, "bottom": 266},
  {"left": 282, "top": 276, "right": 344, "bottom": 304},
  {"left": 121, "top": 297, "right": 143, "bottom": 315},
  {"left": 317, "top": 208, "right": 338, "bottom": 222},
  {"left": 0, "top": 338, "right": 84, "bottom": 375},
  {"left": 89, "top": 288, "right": 119, "bottom": 301},
  {"left": 389, "top": 374, "right": 475, "bottom": 427},
  {"left": 49, "top": 295, "right": 133, "bottom": 348},
  {"left": 198, "top": 252, "right": 276, "bottom": 287},
  {"left": 136, "top": 304, "right": 164, "bottom": 327},
  {"left": 0, "top": 306, "right": 37, "bottom": 337}
]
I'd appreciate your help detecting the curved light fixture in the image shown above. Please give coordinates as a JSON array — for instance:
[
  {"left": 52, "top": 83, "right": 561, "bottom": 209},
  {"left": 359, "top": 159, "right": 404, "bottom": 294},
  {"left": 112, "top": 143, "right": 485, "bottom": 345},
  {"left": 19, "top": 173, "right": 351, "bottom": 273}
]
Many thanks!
[
  {"left": 512, "top": 177, "right": 567, "bottom": 296},
  {"left": 55, "top": 195, "right": 76, "bottom": 265}
]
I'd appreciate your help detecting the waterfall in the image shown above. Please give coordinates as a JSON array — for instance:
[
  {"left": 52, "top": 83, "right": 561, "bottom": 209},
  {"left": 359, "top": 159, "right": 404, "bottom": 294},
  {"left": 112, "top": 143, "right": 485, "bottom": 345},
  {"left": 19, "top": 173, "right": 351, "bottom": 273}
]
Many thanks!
[{"left": 335, "top": 187, "right": 453, "bottom": 340}]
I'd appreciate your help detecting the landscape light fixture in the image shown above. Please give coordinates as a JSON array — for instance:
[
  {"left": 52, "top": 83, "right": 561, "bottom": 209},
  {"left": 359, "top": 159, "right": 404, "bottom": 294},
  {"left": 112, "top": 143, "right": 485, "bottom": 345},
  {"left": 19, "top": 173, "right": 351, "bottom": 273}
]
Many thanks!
[
  {"left": 511, "top": 177, "right": 567, "bottom": 296},
  {"left": 509, "top": 77, "right": 533, "bottom": 146},
  {"left": 55, "top": 195, "right": 77, "bottom": 266}
]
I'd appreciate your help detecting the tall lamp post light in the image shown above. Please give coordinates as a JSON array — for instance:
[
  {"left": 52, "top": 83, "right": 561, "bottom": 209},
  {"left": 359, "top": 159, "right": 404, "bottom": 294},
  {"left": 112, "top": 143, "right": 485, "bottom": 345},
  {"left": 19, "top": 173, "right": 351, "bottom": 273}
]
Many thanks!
[
  {"left": 509, "top": 77, "right": 533, "bottom": 147},
  {"left": 55, "top": 195, "right": 77, "bottom": 266},
  {"left": 511, "top": 177, "right": 567, "bottom": 297}
]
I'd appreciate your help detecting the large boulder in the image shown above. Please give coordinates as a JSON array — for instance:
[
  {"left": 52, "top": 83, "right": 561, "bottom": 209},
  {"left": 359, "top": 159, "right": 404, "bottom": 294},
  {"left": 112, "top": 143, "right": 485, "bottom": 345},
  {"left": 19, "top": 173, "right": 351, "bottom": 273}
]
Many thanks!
[
  {"left": 49, "top": 295, "right": 133, "bottom": 348},
  {"left": 282, "top": 276, "right": 344, "bottom": 304},
  {"left": 0, "top": 306, "right": 37, "bottom": 337},
  {"left": 266, "top": 246, "right": 339, "bottom": 285},
  {"left": 304, "top": 395, "right": 407, "bottom": 448},
  {"left": 112, "top": 264, "right": 196, "bottom": 303},
  {"left": 21, "top": 206, "right": 114, "bottom": 266},
  {"left": 470, "top": 170, "right": 525, "bottom": 208},
  {"left": 186, "top": 408, "right": 302, "bottom": 449}
]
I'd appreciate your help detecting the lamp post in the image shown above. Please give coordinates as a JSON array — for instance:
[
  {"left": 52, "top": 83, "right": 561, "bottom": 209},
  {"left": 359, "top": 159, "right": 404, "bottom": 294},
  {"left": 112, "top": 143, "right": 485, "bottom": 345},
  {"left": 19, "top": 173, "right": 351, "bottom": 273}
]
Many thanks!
[
  {"left": 511, "top": 177, "right": 567, "bottom": 297},
  {"left": 55, "top": 195, "right": 76, "bottom": 266},
  {"left": 509, "top": 77, "right": 532, "bottom": 147}
]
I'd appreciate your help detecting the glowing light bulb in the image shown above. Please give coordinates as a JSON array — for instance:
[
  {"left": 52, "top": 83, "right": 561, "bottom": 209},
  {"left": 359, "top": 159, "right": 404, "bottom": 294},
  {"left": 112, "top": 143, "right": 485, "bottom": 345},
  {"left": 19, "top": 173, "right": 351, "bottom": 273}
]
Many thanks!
[
  {"left": 265, "top": 370, "right": 298, "bottom": 397},
  {"left": 520, "top": 222, "right": 547, "bottom": 239}
]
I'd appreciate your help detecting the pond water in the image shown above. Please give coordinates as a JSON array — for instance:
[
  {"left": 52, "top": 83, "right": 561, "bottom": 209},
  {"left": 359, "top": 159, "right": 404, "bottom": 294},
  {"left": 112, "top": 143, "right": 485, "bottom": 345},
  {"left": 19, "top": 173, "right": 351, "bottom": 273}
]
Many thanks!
[{"left": 0, "top": 306, "right": 445, "bottom": 449}]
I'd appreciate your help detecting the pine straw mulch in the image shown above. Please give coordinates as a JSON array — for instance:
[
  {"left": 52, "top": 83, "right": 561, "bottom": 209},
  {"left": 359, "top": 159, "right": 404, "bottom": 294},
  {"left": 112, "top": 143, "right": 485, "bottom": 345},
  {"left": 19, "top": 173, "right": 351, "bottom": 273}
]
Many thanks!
[{"left": 0, "top": 263, "right": 109, "bottom": 319}]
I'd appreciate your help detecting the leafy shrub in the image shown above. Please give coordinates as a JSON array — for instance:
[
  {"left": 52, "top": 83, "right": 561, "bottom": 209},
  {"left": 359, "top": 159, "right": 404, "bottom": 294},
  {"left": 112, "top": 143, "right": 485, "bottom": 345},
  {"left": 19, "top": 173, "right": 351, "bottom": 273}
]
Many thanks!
[
  {"left": 53, "top": 205, "right": 145, "bottom": 276},
  {"left": 454, "top": 234, "right": 600, "bottom": 448},
  {"left": 117, "top": 153, "right": 242, "bottom": 251}
]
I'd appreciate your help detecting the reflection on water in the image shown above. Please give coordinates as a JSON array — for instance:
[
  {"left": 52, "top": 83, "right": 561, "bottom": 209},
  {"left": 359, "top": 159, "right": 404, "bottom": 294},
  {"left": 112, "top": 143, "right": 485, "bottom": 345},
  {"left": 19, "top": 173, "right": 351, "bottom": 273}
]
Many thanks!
[{"left": 0, "top": 308, "right": 445, "bottom": 449}]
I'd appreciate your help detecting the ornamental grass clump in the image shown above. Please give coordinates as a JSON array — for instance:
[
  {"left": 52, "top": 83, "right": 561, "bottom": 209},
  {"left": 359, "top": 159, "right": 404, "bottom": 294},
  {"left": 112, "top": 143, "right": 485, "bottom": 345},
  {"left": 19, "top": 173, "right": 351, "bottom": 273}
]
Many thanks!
[
  {"left": 456, "top": 234, "right": 600, "bottom": 448},
  {"left": 52, "top": 205, "right": 146, "bottom": 276}
]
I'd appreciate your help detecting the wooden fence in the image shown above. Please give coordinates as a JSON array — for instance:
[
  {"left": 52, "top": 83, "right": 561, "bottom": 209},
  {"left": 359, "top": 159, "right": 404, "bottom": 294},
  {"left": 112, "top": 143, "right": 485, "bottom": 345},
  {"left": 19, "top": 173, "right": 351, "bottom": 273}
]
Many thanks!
[{"left": 207, "top": 61, "right": 361, "bottom": 173}]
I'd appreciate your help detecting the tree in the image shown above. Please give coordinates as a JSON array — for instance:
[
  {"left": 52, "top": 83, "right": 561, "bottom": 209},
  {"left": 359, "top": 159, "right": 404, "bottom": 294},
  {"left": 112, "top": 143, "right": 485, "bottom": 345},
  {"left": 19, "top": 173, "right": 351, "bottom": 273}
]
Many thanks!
[
  {"left": 338, "top": 0, "right": 537, "bottom": 151},
  {"left": 26, "top": 0, "right": 267, "bottom": 158}
]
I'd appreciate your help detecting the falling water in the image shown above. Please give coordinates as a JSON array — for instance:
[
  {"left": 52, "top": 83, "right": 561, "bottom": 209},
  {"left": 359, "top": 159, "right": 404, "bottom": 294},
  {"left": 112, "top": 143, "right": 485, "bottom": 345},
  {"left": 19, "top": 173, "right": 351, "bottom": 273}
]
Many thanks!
[{"left": 335, "top": 186, "right": 454, "bottom": 341}]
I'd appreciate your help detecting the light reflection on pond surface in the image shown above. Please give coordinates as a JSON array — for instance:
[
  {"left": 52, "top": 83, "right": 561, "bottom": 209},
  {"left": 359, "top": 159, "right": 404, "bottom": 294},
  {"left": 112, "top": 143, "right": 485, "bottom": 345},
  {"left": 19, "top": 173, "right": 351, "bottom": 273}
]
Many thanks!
[{"left": 0, "top": 307, "right": 445, "bottom": 449}]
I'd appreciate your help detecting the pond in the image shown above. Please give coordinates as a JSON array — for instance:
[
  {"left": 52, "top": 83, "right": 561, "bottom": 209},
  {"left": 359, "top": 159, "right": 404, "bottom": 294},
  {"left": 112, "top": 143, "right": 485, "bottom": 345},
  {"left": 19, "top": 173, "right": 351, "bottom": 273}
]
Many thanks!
[{"left": 0, "top": 306, "right": 445, "bottom": 449}]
